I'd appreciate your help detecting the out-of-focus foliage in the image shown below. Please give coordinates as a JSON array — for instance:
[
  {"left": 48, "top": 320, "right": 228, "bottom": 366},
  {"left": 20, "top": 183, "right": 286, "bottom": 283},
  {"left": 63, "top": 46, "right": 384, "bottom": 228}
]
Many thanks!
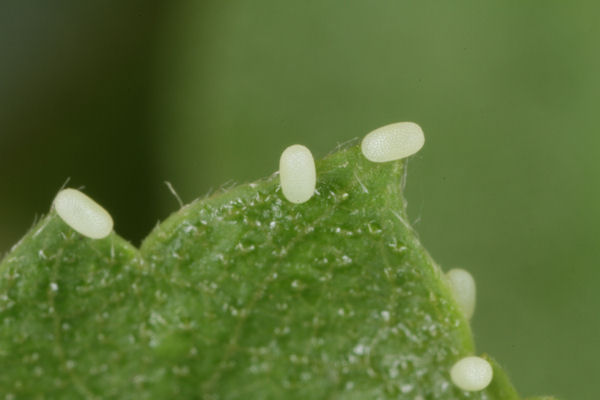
[
  {"left": 0, "top": 1, "right": 166, "bottom": 248},
  {"left": 1, "top": 1, "right": 598, "bottom": 399}
]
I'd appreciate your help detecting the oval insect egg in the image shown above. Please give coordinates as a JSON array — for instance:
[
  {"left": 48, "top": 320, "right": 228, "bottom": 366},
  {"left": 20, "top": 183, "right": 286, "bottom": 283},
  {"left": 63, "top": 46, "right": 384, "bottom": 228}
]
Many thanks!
[
  {"left": 53, "top": 188, "right": 114, "bottom": 239},
  {"left": 279, "top": 144, "right": 316, "bottom": 204},
  {"left": 361, "top": 122, "right": 425, "bottom": 162},
  {"left": 450, "top": 356, "right": 493, "bottom": 392},
  {"left": 446, "top": 269, "right": 476, "bottom": 319}
]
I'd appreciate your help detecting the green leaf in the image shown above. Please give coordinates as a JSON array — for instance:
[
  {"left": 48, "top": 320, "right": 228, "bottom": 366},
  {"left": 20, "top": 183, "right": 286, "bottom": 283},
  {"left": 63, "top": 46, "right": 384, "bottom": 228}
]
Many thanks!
[
  {"left": 526, "top": 398, "right": 560, "bottom": 400},
  {"left": 0, "top": 144, "right": 555, "bottom": 399}
]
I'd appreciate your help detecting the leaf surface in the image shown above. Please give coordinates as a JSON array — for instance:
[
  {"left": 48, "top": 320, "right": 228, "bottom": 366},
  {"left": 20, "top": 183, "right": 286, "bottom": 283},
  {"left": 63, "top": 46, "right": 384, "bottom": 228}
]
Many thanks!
[{"left": 0, "top": 145, "right": 553, "bottom": 399}]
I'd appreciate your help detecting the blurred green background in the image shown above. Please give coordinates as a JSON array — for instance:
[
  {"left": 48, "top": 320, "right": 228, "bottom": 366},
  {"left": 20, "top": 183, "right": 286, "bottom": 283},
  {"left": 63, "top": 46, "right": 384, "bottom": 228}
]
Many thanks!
[{"left": 1, "top": 1, "right": 598, "bottom": 398}]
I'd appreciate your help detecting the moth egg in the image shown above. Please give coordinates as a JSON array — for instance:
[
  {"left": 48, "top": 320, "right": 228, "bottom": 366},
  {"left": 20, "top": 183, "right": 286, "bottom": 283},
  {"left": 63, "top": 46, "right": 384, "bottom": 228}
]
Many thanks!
[
  {"left": 279, "top": 144, "right": 316, "bottom": 204},
  {"left": 361, "top": 122, "right": 425, "bottom": 162},
  {"left": 450, "top": 356, "right": 493, "bottom": 392},
  {"left": 446, "top": 268, "right": 476, "bottom": 319},
  {"left": 53, "top": 188, "right": 114, "bottom": 239}
]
